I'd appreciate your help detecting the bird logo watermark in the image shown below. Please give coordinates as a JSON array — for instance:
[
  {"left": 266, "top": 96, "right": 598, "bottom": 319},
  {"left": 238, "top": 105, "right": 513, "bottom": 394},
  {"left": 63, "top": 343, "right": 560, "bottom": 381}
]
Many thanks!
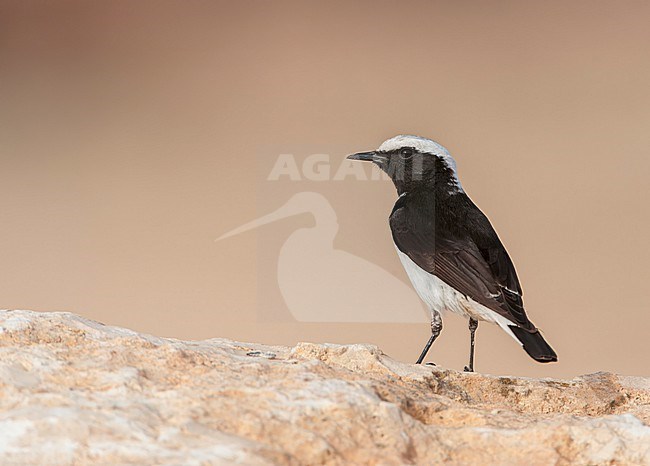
[{"left": 215, "top": 149, "right": 428, "bottom": 324}]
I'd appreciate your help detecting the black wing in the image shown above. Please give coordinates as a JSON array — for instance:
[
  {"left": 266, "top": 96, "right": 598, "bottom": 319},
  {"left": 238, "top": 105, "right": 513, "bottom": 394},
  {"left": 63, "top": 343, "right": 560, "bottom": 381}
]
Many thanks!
[{"left": 390, "top": 193, "right": 535, "bottom": 330}]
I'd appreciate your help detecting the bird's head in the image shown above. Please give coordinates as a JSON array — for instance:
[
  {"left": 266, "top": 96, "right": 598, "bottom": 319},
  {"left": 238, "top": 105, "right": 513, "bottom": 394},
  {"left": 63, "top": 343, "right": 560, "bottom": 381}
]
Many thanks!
[{"left": 347, "top": 135, "right": 462, "bottom": 195}]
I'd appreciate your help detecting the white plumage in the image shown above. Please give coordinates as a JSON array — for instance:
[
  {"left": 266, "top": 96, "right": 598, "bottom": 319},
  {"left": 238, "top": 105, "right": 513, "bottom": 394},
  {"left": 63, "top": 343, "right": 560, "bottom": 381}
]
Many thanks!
[
  {"left": 378, "top": 135, "right": 463, "bottom": 192},
  {"left": 394, "top": 244, "right": 521, "bottom": 345}
]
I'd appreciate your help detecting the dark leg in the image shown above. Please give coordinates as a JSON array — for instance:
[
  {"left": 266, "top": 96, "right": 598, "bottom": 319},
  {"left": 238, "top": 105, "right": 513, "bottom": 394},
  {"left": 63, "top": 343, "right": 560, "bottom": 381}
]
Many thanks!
[
  {"left": 416, "top": 311, "right": 442, "bottom": 364},
  {"left": 464, "top": 318, "right": 479, "bottom": 372}
]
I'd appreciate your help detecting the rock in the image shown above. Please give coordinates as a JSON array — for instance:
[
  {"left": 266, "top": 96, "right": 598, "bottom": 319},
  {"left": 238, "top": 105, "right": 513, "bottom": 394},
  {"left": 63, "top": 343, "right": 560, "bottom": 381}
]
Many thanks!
[{"left": 0, "top": 310, "right": 648, "bottom": 465}]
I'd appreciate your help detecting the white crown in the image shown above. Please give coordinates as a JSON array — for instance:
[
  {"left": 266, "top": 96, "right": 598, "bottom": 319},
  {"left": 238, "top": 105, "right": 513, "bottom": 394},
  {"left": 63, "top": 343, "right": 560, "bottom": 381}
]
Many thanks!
[{"left": 378, "top": 135, "right": 462, "bottom": 191}]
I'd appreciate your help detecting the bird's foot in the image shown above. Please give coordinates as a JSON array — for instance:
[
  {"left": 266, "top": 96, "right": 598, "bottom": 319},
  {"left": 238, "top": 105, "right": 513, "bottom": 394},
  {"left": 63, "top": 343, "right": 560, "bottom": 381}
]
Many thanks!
[
  {"left": 463, "top": 365, "right": 474, "bottom": 372},
  {"left": 424, "top": 362, "right": 437, "bottom": 366}
]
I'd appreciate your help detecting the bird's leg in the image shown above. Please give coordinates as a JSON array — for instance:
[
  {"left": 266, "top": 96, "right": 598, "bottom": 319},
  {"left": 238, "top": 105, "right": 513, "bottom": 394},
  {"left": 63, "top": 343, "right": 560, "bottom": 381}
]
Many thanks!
[
  {"left": 416, "top": 311, "right": 442, "bottom": 364},
  {"left": 464, "top": 318, "right": 479, "bottom": 372}
]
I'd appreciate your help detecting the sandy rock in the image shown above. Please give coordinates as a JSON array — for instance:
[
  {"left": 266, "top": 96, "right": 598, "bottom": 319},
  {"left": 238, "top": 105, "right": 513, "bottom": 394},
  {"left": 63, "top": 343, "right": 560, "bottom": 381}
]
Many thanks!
[{"left": 0, "top": 310, "right": 648, "bottom": 465}]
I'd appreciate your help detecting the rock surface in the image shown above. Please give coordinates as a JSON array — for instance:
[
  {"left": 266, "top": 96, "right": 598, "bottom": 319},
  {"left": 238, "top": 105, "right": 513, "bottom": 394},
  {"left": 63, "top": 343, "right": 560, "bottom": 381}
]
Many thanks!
[{"left": 0, "top": 310, "right": 648, "bottom": 465}]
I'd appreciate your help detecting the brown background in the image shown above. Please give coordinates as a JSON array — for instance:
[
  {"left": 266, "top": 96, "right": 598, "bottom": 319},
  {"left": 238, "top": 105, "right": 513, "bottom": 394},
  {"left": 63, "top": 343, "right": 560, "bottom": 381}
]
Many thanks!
[{"left": 1, "top": 1, "right": 649, "bottom": 377}]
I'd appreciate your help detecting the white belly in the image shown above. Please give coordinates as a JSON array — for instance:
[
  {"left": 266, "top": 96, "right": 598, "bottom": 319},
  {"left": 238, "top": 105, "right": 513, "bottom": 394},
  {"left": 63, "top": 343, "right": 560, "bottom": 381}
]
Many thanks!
[{"left": 394, "top": 244, "right": 518, "bottom": 341}]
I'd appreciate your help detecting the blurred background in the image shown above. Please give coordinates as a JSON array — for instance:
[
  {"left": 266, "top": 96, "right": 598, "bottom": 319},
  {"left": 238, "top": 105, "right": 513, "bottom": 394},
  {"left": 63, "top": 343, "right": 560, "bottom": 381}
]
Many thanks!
[{"left": 1, "top": 1, "right": 649, "bottom": 377}]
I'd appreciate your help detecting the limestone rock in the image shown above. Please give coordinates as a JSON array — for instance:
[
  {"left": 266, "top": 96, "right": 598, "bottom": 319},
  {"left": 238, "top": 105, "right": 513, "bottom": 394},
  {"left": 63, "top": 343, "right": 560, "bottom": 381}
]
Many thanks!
[{"left": 0, "top": 310, "right": 648, "bottom": 465}]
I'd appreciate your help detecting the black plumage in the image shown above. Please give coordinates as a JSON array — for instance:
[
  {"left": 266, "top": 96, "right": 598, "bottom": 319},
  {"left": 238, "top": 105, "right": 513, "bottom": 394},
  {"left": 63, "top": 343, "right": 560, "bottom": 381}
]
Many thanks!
[
  {"left": 390, "top": 188, "right": 557, "bottom": 362},
  {"left": 348, "top": 136, "right": 557, "bottom": 368}
]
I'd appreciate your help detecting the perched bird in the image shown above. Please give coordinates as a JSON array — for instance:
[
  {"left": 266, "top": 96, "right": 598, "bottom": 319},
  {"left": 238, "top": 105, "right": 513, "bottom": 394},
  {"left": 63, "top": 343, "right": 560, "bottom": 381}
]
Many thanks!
[{"left": 347, "top": 135, "right": 557, "bottom": 371}]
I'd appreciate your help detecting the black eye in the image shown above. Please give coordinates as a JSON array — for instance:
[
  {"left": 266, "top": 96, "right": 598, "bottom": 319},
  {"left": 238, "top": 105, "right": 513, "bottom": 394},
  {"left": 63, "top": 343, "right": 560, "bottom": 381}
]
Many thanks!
[{"left": 400, "top": 148, "right": 414, "bottom": 159}]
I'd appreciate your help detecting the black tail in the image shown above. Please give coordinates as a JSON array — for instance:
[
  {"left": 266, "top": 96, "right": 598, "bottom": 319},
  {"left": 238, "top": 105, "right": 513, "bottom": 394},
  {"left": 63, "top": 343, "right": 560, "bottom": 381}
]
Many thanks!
[{"left": 509, "top": 326, "right": 558, "bottom": 363}]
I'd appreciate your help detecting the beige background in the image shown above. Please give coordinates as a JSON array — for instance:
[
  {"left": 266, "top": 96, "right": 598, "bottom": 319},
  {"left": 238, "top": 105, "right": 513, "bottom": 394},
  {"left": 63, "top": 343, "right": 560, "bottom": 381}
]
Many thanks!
[{"left": 1, "top": 1, "right": 649, "bottom": 377}]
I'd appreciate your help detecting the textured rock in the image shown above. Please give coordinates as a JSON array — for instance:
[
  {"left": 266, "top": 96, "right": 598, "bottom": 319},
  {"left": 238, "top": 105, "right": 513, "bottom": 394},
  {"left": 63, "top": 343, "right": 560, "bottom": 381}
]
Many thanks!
[{"left": 0, "top": 310, "right": 648, "bottom": 465}]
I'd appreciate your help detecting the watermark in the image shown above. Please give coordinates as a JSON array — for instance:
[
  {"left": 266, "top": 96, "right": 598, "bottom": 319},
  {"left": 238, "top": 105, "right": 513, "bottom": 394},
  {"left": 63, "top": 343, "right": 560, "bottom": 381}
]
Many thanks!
[
  {"left": 216, "top": 149, "right": 430, "bottom": 324},
  {"left": 266, "top": 153, "right": 426, "bottom": 182},
  {"left": 267, "top": 153, "right": 391, "bottom": 182}
]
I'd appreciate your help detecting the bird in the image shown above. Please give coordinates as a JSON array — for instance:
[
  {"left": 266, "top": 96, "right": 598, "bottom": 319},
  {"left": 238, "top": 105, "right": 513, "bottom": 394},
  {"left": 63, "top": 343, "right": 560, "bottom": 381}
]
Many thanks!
[
  {"left": 347, "top": 135, "right": 557, "bottom": 371},
  {"left": 216, "top": 191, "right": 428, "bottom": 323}
]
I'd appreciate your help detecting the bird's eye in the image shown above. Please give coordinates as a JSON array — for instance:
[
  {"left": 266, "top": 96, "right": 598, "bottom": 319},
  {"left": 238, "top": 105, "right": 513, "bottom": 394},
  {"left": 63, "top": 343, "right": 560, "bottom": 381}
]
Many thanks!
[{"left": 400, "top": 148, "right": 414, "bottom": 159}]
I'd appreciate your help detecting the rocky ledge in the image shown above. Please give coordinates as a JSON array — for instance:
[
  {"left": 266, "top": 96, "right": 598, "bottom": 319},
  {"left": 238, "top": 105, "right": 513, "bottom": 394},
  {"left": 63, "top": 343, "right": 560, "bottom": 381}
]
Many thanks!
[{"left": 0, "top": 310, "right": 648, "bottom": 465}]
